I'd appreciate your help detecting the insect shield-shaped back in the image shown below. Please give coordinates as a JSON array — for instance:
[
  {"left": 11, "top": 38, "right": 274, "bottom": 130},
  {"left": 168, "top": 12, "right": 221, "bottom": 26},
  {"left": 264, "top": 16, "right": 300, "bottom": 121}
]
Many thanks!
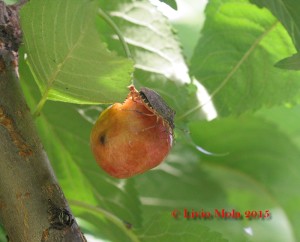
[
  {"left": 139, "top": 87, "right": 175, "bottom": 132},
  {"left": 90, "top": 85, "right": 175, "bottom": 179}
]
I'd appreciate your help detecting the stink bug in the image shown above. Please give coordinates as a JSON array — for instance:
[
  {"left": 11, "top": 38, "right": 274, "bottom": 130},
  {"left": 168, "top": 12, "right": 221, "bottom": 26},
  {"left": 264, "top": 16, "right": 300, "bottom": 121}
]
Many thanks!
[
  {"left": 139, "top": 87, "right": 175, "bottom": 129},
  {"left": 128, "top": 85, "right": 175, "bottom": 134}
]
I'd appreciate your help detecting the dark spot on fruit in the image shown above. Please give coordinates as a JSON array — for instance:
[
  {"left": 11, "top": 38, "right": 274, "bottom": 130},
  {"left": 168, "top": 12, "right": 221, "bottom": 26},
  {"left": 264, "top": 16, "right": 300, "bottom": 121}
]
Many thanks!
[{"left": 99, "top": 134, "right": 106, "bottom": 145}]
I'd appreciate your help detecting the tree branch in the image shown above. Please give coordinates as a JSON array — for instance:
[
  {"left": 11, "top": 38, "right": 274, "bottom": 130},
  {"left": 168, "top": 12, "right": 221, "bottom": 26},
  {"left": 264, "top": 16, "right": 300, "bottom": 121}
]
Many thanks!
[{"left": 0, "top": 1, "right": 86, "bottom": 241}]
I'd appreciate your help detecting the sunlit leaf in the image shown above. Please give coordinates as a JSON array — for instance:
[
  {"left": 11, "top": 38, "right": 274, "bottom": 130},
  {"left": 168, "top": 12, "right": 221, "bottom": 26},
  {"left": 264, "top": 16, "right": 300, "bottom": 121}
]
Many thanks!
[
  {"left": 20, "top": 0, "right": 133, "bottom": 105},
  {"left": 99, "top": 0, "right": 189, "bottom": 84},
  {"left": 250, "top": 0, "right": 300, "bottom": 51},
  {"left": 250, "top": 0, "right": 300, "bottom": 69},
  {"left": 191, "top": 0, "right": 300, "bottom": 116}
]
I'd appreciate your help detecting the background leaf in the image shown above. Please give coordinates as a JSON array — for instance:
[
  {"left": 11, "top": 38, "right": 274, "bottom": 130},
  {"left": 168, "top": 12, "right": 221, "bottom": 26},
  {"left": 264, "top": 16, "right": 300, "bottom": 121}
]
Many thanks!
[
  {"left": 99, "top": 0, "right": 189, "bottom": 84},
  {"left": 257, "top": 105, "right": 300, "bottom": 150},
  {"left": 275, "top": 52, "right": 300, "bottom": 70},
  {"left": 190, "top": 0, "right": 300, "bottom": 116},
  {"left": 0, "top": 226, "right": 6, "bottom": 242},
  {"left": 137, "top": 213, "right": 228, "bottom": 242},
  {"left": 20, "top": 0, "right": 133, "bottom": 105},
  {"left": 250, "top": 0, "right": 300, "bottom": 70},
  {"left": 159, "top": 0, "right": 177, "bottom": 10},
  {"left": 189, "top": 116, "right": 300, "bottom": 241}
]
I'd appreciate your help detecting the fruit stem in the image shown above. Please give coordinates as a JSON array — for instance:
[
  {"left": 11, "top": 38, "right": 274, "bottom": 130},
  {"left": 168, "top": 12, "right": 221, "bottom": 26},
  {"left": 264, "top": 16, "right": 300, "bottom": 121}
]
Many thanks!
[
  {"left": 98, "top": 7, "right": 133, "bottom": 60},
  {"left": 69, "top": 200, "right": 141, "bottom": 242}
]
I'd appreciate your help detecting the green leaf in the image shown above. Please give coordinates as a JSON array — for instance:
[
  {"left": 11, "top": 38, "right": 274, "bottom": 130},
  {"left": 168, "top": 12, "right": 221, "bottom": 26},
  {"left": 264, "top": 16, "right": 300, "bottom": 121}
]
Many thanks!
[
  {"left": 275, "top": 52, "right": 300, "bottom": 70},
  {"left": 189, "top": 116, "right": 300, "bottom": 241},
  {"left": 137, "top": 213, "right": 228, "bottom": 242},
  {"left": 99, "top": 0, "right": 189, "bottom": 85},
  {"left": 190, "top": 0, "right": 300, "bottom": 116},
  {"left": 20, "top": 0, "right": 133, "bottom": 105},
  {"left": 0, "top": 225, "right": 6, "bottom": 242},
  {"left": 250, "top": 0, "right": 300, "bottom": 51},
  {"left": 257, "top": 105, "right": 300, "bottom": 150},
  {"left": 250, "top": 0, "right": 300, "bottom": 69},
  {"left": 159, "top": 0, "right": 177, "bottom": 10}
]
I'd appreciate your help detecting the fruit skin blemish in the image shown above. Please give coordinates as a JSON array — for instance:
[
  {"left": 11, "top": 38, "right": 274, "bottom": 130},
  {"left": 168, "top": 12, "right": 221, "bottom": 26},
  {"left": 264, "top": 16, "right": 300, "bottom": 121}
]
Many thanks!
[{"left": 90, "top": 85, "right": 175, "bottom": 178}]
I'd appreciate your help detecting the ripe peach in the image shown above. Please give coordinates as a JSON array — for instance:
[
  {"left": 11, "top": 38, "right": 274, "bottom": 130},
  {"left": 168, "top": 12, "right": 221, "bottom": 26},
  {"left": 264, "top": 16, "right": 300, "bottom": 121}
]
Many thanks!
[{"left": 90, "top": 86, "right": 174, "bottom": 178}]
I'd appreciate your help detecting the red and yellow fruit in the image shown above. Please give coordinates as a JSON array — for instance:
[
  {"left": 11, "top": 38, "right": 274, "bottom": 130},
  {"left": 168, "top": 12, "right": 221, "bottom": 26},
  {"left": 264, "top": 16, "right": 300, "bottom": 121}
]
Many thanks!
[{"left": 90, "top": 85, "right": 174, "bottom": 178}]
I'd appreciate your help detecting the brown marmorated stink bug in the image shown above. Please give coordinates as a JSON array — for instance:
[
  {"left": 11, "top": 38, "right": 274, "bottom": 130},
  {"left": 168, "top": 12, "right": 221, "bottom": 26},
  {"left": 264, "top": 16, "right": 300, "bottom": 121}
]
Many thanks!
[{"left": 129, "top": 85, "right": 175, "bottom": 134}]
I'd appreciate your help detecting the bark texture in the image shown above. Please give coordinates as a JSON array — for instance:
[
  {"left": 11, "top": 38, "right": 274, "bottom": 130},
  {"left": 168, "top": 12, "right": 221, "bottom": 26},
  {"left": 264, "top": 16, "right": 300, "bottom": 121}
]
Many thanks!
[{"left": 0, "top": 1, "right": 86, "bottom": 241}]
